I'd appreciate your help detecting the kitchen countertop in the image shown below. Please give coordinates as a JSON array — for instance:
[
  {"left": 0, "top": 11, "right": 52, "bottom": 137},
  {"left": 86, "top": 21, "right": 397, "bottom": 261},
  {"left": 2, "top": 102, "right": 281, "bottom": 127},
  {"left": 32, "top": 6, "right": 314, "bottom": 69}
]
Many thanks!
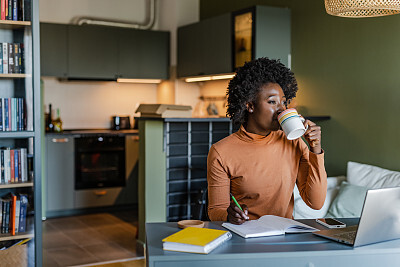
[{"left": 46, "top": 129, "right": 139, "bottom": 137}]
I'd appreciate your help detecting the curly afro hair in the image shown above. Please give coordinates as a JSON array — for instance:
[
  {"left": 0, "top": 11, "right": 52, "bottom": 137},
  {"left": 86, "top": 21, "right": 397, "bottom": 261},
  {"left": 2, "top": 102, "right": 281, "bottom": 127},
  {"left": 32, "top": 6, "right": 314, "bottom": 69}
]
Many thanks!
[{"left": 226, "top": 57, "right": 298, "bottom": 125}]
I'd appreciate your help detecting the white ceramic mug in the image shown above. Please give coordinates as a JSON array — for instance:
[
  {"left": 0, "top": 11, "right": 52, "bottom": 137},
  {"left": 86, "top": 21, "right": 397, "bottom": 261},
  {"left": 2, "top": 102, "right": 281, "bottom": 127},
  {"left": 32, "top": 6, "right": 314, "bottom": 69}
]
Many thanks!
[{"left": 277, "top": 108, "right": 307, "bottom": 140}]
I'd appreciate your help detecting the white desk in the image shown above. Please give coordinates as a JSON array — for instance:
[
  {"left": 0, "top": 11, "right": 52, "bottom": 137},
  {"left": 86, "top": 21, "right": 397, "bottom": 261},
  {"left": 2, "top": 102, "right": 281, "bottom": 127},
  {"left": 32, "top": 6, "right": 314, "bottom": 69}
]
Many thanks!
[{"left": 146, "top": 218, "right": 400, "bottom": 267}]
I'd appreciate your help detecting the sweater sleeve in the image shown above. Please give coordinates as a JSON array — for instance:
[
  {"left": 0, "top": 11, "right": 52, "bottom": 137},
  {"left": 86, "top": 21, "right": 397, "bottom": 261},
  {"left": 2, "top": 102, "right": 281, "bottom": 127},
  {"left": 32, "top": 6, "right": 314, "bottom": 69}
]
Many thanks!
[
  {"left": 207, "top": 145, "right": 230, "bottom": 221},
  {"left": 296, "top": 141, "right": 327, "bottom": 210}
]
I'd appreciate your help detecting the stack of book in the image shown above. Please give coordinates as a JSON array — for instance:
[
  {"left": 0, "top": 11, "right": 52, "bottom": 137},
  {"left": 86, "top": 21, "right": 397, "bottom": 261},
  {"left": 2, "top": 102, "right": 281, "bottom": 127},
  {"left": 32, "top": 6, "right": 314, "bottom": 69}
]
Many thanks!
[
  {"left": 0, "top": 98, "right": 26, "bottom": 131},
  {"left": 0, "top": 0, "right": 31, "bottom": 21},
  {"left": 0, "top": 147, "right": 28, "bottom": 184},
  {"left": 0, "top": 43, "right": 25, "bottom": 74},
  {"left": 0, "top": 193, "right": 28, "bottom": 235}
]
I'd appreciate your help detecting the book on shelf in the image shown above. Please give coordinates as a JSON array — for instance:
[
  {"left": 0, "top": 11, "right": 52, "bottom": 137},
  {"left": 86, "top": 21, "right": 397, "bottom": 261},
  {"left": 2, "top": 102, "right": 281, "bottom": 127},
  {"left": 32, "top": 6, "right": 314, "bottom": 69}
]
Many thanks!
[
  {"left": 14, "top": 197, "right": 20, "bottom": 233},
  {"left": 0, "top": 0, "right": 28, "bottom": 21},
  {"left": 20, "top": 148, "right": 27, "bottom": 182},
  {"left": 1, "top": 196, "right": 10, "bottom": 234},
  {"left": 10, "top": 149, "right": 14, "bottom": 183},
  {"left": 1, "top": 0, "right": 5, "bottom": 21},
  {"left": 0, "top": 98, "right": 25, "bottom": 131},
  {"left": 0, "top": 43, "right": 2, "bottom": 74},
  {"left": 9, "top": 192, "right": 16, "bottom": 235},
  {"left": 17, "top": 194, "right": 27, "bottom": 233},
  {"left": 23, "top": 0, "right": 29, "bottom": 21},
  {"left": 0, "top": 193, "right": 28, "bottom": 234},
  {"left": 2, "top": 42, "right": 7, "bottom": 74},
  {"left": 0, "top": 149, "right": 4, "bottom": 184},
  {"left": 7, "top": 0, "right": 11, "bottom": 20},
  {"left": 162, "top": 227, "right": 232, "bottom": 254},
  {"left": 12, "top": 0, "right": 17, "bottom": 21},
  {"left": 14, "top": 149, "right": 19, "bottom": 182},
  {"left": 2, "top": 148, "right": 11, "bottom": 183},
  {"left": 222, "top": 215, "right": 318, "bottom": 238},
  {"left": 0, "top": 147, "right": 28, "bottom": 184},
  {"left": 13, "top": 43, "right": 19, "bottom": 73},
  {"left": 0, "top": 199, "right": 2, "bottom": 228},
  {"left": 18, "top": 43, "right": 23, "bottom": 73},
  {"left": 7, "top": 43, "right": 14, "bottom": 74},
  {"left": 0, "top": 43, "right": 24, "bottom": 74},
  {"left": 0, "top": 98, "right": 2, "bottom": 131}
]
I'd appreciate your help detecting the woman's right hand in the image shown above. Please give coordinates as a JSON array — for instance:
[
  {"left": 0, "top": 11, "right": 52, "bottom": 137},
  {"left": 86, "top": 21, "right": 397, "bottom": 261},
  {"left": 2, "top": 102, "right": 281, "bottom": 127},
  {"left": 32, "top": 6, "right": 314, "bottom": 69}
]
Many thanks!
[{"left": 227, "top": 201, "right": 249, "bottom": 224}]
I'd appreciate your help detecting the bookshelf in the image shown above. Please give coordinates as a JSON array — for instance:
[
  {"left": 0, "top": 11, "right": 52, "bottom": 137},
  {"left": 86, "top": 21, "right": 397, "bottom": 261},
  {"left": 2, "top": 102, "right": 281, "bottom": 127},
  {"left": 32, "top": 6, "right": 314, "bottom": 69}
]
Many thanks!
[{"left": 0, "top": 0, "right": 42, "bottom": 266}]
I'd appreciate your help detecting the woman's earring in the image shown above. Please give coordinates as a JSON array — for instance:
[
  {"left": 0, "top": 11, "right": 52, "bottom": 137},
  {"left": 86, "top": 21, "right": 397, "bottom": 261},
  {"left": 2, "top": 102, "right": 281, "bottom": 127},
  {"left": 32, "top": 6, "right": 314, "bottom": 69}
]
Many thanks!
[{"left": 249, "top": 109, "right": 253, "bottom": 113}]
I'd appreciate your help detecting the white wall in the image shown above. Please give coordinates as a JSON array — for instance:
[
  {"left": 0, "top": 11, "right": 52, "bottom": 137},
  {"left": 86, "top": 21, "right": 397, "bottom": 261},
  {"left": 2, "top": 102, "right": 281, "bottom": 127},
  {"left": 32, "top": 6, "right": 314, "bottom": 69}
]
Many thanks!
[
  {"left": 39, "top": 0, "right": 147, "bottom": 25},
  {"left": 40, "top": 0, "right": 210, "bottom": 129},
  {"left": 42, "top": 77, "right": 157, "bottom": 129}
]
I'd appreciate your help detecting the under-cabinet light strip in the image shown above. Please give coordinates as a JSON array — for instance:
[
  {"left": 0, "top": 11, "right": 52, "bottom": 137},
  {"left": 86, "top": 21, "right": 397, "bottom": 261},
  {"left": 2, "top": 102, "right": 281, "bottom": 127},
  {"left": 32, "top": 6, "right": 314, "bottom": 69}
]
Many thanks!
[
  {"left": 117, "top": 78, "right": 162, "bottom": 84},
  {"left": 184, "top": 73, "right": 235, "bottom": 83}
]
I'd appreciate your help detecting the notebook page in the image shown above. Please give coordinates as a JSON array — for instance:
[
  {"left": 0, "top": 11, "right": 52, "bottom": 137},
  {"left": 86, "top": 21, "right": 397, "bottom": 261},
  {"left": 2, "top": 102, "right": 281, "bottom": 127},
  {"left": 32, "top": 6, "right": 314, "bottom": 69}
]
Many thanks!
[
  {"left": 258, "top": 215, "right": 317, "bottom": 233},
  {"left": 222, "top": 220, "right": 284, "bottom": 238}
]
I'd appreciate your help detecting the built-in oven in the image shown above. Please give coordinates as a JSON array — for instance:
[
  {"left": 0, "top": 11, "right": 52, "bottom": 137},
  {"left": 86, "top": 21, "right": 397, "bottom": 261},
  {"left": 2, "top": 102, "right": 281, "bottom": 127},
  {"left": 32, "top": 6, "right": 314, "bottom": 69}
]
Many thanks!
[{"left": 75, "top": 135, "right": 126, "bottom": 190}]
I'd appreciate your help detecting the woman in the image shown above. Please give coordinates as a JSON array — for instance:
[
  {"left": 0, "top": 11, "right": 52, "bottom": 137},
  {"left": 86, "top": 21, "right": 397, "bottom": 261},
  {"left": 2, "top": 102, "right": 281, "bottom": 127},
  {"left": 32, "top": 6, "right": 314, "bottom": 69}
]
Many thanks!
[{"left": 207, "top": 57, "right": 327, "bottom": 224}]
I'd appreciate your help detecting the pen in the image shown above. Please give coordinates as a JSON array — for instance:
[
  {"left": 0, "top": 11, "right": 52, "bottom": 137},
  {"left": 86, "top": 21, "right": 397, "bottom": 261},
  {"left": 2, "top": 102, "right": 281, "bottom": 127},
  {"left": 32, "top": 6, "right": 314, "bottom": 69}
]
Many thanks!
[{"left": 230, "top": 193, "right": 243, "bottom": 211}]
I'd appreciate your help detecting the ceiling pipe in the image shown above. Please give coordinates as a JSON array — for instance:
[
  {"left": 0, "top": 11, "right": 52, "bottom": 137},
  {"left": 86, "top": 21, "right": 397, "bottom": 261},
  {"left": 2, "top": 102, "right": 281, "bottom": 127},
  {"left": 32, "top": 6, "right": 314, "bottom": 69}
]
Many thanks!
[{"left": 71, "top": 0, "right": 156, "bottom": 29}]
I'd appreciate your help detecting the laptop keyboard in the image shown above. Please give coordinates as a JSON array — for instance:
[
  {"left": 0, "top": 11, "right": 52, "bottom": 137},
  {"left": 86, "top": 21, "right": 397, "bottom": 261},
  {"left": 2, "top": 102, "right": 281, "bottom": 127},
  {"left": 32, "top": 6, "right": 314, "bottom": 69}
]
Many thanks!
[{"left": 334, "top": 231, "right": 356, "bottom": 241}]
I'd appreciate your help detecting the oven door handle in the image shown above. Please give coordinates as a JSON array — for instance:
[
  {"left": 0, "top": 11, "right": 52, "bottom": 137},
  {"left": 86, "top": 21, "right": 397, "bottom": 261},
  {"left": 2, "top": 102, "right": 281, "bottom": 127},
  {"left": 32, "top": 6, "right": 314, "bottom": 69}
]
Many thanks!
[
  {"left": 94, "top": 190, "right": 107, "bottom": 196},
  {"left": 52, "top": 138, "right": 69, "bottom": 143}
]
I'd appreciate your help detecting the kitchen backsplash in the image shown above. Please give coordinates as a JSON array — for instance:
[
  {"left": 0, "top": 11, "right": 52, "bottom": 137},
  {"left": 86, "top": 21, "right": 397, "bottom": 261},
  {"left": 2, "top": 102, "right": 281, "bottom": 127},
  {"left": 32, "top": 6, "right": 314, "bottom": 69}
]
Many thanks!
[
  {"left": 43, "top": 77, "right": 158, "bottom": 129},
  {"left": 43, "top": 77, "right": 229, "bottom": 129}
]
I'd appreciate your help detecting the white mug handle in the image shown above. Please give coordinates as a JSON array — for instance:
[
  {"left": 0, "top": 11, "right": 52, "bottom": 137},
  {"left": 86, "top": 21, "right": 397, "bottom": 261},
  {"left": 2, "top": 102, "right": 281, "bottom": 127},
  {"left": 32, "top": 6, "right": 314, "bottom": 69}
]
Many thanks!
[{"left": 300, "top": 117, "right": 309, "bottom": 130}]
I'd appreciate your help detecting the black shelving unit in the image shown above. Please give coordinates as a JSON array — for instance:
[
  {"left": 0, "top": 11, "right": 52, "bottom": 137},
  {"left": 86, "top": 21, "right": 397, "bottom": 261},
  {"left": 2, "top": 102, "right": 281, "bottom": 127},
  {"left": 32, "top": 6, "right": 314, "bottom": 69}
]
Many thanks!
[{"left": 164, "top": 118, "right": 239, "bottom": 222}]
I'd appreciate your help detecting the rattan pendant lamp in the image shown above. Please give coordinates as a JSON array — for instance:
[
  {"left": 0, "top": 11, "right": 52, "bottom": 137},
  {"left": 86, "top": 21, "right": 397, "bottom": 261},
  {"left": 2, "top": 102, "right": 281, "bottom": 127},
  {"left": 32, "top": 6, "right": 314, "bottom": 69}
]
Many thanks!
[{"left": 325, "top": 0, "right": 400, "bottom": 17}]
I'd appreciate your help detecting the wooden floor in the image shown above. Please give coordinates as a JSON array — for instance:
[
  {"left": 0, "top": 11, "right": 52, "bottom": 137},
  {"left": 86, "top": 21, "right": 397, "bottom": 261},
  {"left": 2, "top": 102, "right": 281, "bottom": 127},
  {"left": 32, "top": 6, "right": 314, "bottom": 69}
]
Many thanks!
[{"left": 42, "top": 211, "right": 144, "bottom": 267}]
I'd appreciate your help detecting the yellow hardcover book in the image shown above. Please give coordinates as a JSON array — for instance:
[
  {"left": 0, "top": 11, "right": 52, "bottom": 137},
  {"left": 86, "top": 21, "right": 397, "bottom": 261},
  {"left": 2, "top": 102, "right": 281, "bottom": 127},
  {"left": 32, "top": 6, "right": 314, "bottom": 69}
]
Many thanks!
[{"left": 162, "top": 227, "right": 232, "bottom": 254}]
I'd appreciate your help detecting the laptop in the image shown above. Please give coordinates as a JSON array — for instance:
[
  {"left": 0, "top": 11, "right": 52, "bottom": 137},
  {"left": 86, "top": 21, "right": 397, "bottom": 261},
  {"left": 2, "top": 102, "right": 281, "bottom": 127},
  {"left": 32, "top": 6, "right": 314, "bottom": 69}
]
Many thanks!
[{"left": 313, "top": 187, "right": 400, "bottom": 247}]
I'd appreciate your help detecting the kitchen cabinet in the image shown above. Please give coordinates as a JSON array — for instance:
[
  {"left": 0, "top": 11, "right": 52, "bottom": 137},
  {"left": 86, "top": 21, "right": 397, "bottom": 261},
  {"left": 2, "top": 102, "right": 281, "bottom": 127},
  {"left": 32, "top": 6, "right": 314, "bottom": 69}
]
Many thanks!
[
  {"left": 40, "top": 23, "right": 170, "bottom": 80},
  {"left": 40, "top": 23, "right": 68, "bottom": 77},
  {"left": 233, "top": 6, "right": 291, "bottom": 69},
  {"left": 118, "top": 28, "right": 169, "bottom": 79},
  {"left": 177, "top": 13, "right": 231, "bottom": 77},
  {"left": 44, "top": 133, "right": 139, "bottom": 216},
  {"left": 177, "top": 5, "right": 291, "bottom": 78},
  {"left": 68, "top": 24, "right": 118, "bottom": 80},
  {"left": 45, "top": 136, "right": 75, "bottom": 212}
]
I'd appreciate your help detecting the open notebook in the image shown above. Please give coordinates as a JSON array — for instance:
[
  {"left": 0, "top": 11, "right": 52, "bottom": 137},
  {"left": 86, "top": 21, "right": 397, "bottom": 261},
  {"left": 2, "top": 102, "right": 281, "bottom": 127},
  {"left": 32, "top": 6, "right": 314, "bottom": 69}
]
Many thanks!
[{"left": 222, "top": 215, "right": 317, "bottom": 238}]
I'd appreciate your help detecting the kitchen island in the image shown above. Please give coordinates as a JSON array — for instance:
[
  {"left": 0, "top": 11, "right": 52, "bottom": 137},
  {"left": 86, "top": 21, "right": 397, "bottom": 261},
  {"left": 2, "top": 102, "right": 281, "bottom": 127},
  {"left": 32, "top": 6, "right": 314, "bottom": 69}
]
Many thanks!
[{"left": 137, "top": 117, "right": 238, "bottom": 243}]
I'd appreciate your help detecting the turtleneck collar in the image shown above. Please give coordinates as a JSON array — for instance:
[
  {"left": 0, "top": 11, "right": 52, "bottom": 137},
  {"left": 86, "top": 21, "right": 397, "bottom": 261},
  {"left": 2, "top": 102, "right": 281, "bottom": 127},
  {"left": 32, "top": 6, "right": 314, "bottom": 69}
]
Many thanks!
[{"left": 235, "top": 125, "right": 276, "bottom": 143}]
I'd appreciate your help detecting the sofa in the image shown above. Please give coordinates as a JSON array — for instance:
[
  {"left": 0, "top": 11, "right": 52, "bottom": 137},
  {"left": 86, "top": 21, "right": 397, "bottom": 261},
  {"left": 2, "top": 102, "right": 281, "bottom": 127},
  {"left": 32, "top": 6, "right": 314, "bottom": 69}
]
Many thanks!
[{"left": 293, "top": 161, "right": 400, "bottom": 219}]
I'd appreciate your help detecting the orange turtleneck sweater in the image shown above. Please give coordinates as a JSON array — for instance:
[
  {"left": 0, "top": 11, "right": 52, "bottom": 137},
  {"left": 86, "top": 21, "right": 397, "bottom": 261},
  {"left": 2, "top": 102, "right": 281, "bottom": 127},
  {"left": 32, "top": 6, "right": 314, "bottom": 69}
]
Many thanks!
[{"left": 207, "top": 125, "right": 327, "bottom": 221}]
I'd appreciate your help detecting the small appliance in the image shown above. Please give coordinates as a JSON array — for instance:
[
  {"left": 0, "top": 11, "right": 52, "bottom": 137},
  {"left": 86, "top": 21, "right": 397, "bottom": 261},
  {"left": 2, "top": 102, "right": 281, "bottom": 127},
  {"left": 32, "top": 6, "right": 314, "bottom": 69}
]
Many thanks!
[{"left": 111, "top": 116, "right": 131, "bottom": 130}]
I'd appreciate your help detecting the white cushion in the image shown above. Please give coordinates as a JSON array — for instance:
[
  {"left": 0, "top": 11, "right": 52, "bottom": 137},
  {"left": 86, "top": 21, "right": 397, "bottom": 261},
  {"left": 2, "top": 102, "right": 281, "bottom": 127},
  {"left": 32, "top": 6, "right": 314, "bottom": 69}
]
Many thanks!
[
  {"left": 293, "top": 176, "right": 346, "bottom": 219},
  {"left": 325, "top": 182, "right": 367, "bottom": 218},
  {"left": 347, "top": 161, "right": 400, "bottom": 189}
]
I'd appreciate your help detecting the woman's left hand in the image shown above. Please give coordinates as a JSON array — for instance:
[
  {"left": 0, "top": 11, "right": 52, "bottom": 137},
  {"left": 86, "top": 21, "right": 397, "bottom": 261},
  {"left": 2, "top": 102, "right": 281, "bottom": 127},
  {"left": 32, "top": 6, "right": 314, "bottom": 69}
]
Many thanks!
[{"left": 303, "top": 119, "right": 322, "bottom": 154}]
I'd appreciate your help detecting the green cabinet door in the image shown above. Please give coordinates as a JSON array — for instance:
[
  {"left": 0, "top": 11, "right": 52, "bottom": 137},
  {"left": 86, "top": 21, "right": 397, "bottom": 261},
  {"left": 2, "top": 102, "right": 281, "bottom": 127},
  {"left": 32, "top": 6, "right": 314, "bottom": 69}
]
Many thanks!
[
  {"left": 177, "top": 22, "right": 203, "bottom": 77},
  {"left": 201, "top": 13, "right": 232, "bottom": 75},
  {"left": 177, "top": 13, "right": 232, "bottom": 77},
  {"left": 68, "top": 25, "right": 118, "bottom": 79},
  {"left": 45, "top": 136, "right": 75, "bottom": 212},
  {"left": 255, "top": 6, "right": 291, "bottom": 67},
  {"left": 40, "top": 23, "right": 68, "bottom": 77},
  {"left": 118, "top": 29, "right": 169, "bottom": 79}
]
